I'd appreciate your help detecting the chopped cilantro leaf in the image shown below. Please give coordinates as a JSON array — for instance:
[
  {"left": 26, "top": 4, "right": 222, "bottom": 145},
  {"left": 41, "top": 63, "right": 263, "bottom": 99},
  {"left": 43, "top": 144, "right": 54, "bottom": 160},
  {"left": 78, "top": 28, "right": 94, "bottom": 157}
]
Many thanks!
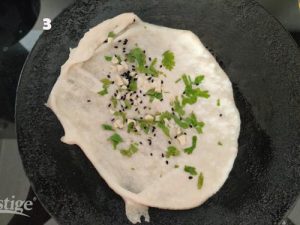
[
  {"left": 138, "top": 120, "right": 153, "bottom": 134},
  {"left": 120, "top": 143, "right": 138, "bottom": 157},
  {"left": 146, "top": 88, "right": 162, "bottom": 102},
  {"left": 108, "top": 133, "right": 123, "bottom": 149},
  {"left": 218, "top": 141, "right": 223, "bottom": 146},
  {"left": 175, "top": 78, "right": 181, "bottom": 83},
  {"left": 197, "top": 172, "right": 204, "bottom": 189},
  {"left": 127, "top": 47, "right": 146, "bottom": 70},
  {"left": 129, "top": 79, "right": 137, "bottom": 91},
  {"left": 157, "top": 121, "right": 170, "bottom": 137},
  {"left": 98, "top": 89, "right": 108, "bottom": 96},
  {"left": 162, "top": 50, "right": 175, "bottom": 71},
  {"left": 166, "top": 146, "right": 180, "bottom": 158},
  {"left": 140, "top": 58, "right": 159, "bottom": 77},
  {"left": 217, "top": 99, "right": 221, "bottom": 106},
  {"left": 111, "top": 96, "right": 118, "bottom": 108},
  {"left": 98, "top": 78, "right": 112, "bottom": 96},
  {"left": 194, "top": 75, "right": 205, "bottom": 85},
  {"left": 108, "top": 31, "right": 116, "bottom": 38},
  {"left": 113, "top": 111, "right": 126, "bottom": 123},
  {"left": 127, "top": 122, "right": 135, "bottom": 133},
  {"left": 184, "top": 165, "right": 197, "bottom": 176},
  {"left": 104, "top": 56, "right": 112, "bottom": 61},
  {"left": 185, "top": 112, "right": 205, "bottom": 133},
  {"left": 102, "top": 124, "right": 114, "bottom": 131},
  {"left": 184, "top": 136, "right": 197, "bottom": 154},
  {"left": 173, "top": 96, "right": 185, "bottom": 116},
  {"left": 124, "top": 99, "right": 132, "bottom": 109},
  {"left": 101, "top": 78, "right": 111, "bottom": 86},
  {"left": 181, "top": 74, "right": 210, "bottom": 106}
]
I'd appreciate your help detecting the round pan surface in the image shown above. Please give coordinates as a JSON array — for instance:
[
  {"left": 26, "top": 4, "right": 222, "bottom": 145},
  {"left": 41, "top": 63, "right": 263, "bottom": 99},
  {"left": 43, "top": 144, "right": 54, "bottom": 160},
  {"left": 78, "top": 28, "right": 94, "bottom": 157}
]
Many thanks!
[{"left": 16, "top": 0, "right": 300, "bottom": 224}]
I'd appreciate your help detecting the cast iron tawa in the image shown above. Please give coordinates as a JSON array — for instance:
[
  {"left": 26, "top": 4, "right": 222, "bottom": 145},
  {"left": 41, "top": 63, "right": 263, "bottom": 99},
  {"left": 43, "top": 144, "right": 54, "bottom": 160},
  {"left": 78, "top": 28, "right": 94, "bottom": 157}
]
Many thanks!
[{"left": 16, "top": 0, "right": 300, "bottom": 224}]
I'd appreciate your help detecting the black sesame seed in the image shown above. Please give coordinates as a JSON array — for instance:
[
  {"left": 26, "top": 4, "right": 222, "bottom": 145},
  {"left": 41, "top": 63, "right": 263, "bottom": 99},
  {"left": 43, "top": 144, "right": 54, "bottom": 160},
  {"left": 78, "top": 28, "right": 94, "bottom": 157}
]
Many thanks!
[
  {"left": 150, "top": 153, "right": 153, "bottom": 156},
  {"left": 174, "top": 135, "right": 178, "bottom": 139},
  {"left": 108, "top": 103, "right": 111, "bottom": 107},
  {"left": 171, "top": 107, "right": 174, "bottom": 111},
  {"left": 165, "top": 161, "right": 169, "bottom": 165},
  {"left": 189, "top": 125, "right": 193, "bottom": 128},
  {"left": 114, "top": 46, "right": 118, "bottom": 48},
  {"left": 161, "top": 80, "right": 164, "bottom": 84},
  {"left": 135, "top": 108, "right": 138, "bottom": 111},
  {"left": 161, "top": 153, "right": 165, "bottom": 158},
  {"left": 160, "top": 99, "right": 163, "bottom": 102},
  {"left": 160, "top": 65, "right": 162, "bottom": 68},
  {"left": 188, "top": 176, "right": 193, "bottom": 180},
  {"left": 168, "top": 140, "right": 171, "bottom": 144},
  {"left": 149, "top": 57, "right": 152, "bottom": 61},
  {"left": 143, "top": 106, "right": 147, "bottom": 109},
  {"left": 104, "top": 39, "right": 108, "bottom": 43},
  {"left": 139, "top": 141, "right": 143, "bottom": 145},
  {"left": 111, "top": 118, "right": 115, "bottom": 122},
  {"left": 154, "top": 133, "right": 156, "bottom": 137},
  {"left": 111, "top": 81, "right": 115, "bottom": 84},
  {"left": 184, "top": 132, "right": 187, "bottom": 135},
  {"left": 140, "top": 101, "right": 143, "bottom": 104},
  {"left": 143, "top": 50, "right": 146, "bottom": 53},
  {"left": 143, "top": 94, "right": 146, "bottom": 97},
  {"left": 107, "top": 74, "right": 111, "bottom": 78},
  {"left": 219, "top": 114, "right": 223, "bottom": 117},
  {"left": 118, "top": 40, "right": 122, "bottom": 42},
  {"left": 87, "top": 99, "right": 91, "bottom": 103}
]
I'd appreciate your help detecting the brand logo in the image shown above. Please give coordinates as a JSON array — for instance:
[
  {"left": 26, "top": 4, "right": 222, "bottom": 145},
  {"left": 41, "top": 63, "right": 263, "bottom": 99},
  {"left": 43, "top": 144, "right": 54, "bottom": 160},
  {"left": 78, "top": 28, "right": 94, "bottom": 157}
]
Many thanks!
[{"left": 0, "top": 196, "right": 35, "bottom": 217}]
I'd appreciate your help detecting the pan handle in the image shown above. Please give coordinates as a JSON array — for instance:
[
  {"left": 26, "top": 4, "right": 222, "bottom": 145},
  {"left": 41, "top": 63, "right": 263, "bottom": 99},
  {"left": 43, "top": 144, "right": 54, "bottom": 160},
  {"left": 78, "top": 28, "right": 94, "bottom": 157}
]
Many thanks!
[{"left": 7, "top": 187, "right": 51, "bottom": 225}]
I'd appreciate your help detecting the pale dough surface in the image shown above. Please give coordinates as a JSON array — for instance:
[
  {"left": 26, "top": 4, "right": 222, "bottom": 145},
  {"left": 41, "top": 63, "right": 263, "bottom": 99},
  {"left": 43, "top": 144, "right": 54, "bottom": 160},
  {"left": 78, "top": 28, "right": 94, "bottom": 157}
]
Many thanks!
[{"left": 47, "top": 13, "right": 240, "bottom": 223}]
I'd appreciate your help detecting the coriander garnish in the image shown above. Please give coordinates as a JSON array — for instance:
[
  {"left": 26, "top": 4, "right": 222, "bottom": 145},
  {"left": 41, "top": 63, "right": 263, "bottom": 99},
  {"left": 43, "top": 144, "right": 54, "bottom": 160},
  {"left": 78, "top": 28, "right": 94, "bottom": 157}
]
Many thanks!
[
  {"left": 98, "top": 78, "right": 112, "bottom": 96},
  {"left": 166, "top": 146, "right": 180, "bottom": 158},
  {"left": 120, "top": 143, "right": 138, "bottom": 157},
  {"left": 217, "top": 98, "right": 221, "bottom": 107},
  {"left": 173, "top": 96, "right": 185, "bottom": 116},
  {"left": 102, "top": 124, "right": 114, "bottom": 131},
  {"left": 113, "top": 111, "right": 126, "bottom": 124},
  {"left": 104, "top": 56, "right": 112, "bottom": 61},
  {"left": 108, "top": 133, "right": 123, "bottom": 149},
  {"left": 111, "top": 96, "right": 118, "bottom": 108},
  {"left": 181, "top": 74, "right": 209, "bottom": 106},
  {"left": 184, "top": 165, "right": 197, "bottom": 176},
  {"left": 184, "top": 136, "right": 197, "bottom": 154},
  {"left": 218, "top": 141, "right": 223, "bottom": 146},
  {"left": 146, "top": 88, "right": 162, "bottom": 102},
  {"left": 162, "top": 50, "right": 175, "bottom": 71},
  {"left": 197, "top": 172, "right": 204, "bottom": 189},
  {"left": 108, "top": 31, "right": 116, "bottom": 38}
]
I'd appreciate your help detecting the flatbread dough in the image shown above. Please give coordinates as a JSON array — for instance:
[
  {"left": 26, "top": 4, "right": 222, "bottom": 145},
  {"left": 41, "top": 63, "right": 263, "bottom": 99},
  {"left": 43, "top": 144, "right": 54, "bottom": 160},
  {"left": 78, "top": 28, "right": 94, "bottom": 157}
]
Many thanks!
[{"left": 47, "top": 13, "right": 240, "bottom": 223}]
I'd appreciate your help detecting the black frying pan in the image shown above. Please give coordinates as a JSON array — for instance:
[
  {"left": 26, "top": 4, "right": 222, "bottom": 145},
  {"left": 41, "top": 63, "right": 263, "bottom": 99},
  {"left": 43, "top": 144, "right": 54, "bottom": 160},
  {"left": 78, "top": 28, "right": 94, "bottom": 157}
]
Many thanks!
[{"left": 15, "top": 0, "right": 300, "bottom": 224}]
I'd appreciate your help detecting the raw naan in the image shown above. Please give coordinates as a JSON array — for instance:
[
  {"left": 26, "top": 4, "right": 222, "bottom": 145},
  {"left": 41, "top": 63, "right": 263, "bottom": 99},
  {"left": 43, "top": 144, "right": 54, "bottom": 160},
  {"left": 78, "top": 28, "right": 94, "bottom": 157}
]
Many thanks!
[{"left": 47, "top": 13, "right": 240, "bottom": 223}]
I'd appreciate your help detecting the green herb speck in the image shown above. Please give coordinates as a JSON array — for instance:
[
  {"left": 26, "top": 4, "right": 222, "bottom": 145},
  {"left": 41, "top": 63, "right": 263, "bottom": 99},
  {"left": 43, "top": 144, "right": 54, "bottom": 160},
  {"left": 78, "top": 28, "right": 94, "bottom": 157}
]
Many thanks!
[
  {"left": 197, "top": 172, "right": 204, "bottom": 189},
  {"left": 108, "top": 133, "right": 123, "bottom": 149},
  {"left": 166, "top": 146, "right": 180, "bottom": 158},
  {"left": 102, "top": 124, "right": 114, "bottom": 131},
  {"left": 184, "top": 165, "right": 197, "bottom": 176},
  {"left": 162, "top": 50, "right": 175, "bottom": 71}
]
